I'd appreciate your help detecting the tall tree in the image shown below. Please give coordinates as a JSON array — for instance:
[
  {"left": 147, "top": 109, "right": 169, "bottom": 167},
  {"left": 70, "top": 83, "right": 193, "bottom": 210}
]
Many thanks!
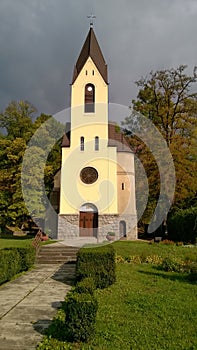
[
  {"left": 0, "top": 100, "right": 36, "bottom": 141},
  {"left": 125, "top": 65, "right": 197, "bottom": 223},
  {"left": 0, "top": 101, "right": 63, "bottom": 229}
]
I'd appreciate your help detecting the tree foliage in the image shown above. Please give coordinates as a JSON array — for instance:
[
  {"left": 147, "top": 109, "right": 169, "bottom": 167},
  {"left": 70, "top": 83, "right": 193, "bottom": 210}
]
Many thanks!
[
  {"left": 125, "top": 65, "right": 197, "bottom": 223},
  {"left": 0, "top": 101, "right": 62, "bottom": 229}
]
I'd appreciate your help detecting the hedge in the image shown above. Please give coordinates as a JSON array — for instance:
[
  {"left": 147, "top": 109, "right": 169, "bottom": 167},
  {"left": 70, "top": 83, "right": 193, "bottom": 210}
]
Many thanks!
[
  {"left": 75, "top": 277, "right": 96, "bottom": 295},
  {"left": 167, "top": 207, "right": 197, "bottom": 243},
  {"left": 63, "top": 291, "right": 98, "bottom": 342},
  {"left": 0, "top": 247, "right": 36, "bottom": 285},
  {"left": 76, "top": 245, "right": 116, "bottom": 289}
]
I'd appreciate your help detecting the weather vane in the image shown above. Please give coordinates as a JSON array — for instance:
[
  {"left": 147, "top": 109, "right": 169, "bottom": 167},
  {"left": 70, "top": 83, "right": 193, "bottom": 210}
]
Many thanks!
[{"left": 87, "top": 14, "right": 96, "bottom": 27}]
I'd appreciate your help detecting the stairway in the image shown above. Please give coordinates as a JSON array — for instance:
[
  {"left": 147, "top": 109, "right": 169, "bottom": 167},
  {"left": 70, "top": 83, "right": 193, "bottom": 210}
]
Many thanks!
[{"left": 36, "top": 245, "right": 79, "bottom": 264}]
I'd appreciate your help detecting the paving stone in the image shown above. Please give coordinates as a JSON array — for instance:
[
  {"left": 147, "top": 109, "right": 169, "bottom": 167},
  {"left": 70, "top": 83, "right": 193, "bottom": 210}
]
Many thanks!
[{"left": 0, "top": 262, "right": 75, "bottom": 349}]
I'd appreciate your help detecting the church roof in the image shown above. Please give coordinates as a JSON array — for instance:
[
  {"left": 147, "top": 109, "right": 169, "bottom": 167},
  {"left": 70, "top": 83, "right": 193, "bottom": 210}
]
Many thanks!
[
  {"left": 62, "top": 122, "right": 133, "bottom": 153},
  {"left": 72, "top": 27, "right": 108, "bottom": 84},
  {"left": 108, "top": 123, "right": 133, "bottom": 153}
]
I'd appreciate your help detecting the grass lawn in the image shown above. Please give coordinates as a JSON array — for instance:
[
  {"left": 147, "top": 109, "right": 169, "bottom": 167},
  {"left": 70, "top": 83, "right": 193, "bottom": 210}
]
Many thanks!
[
  {"left": 112, "top": 240, "right": 197, "bottom": 262},
  {"left": 0, "top": 235, "right": 34, "bottom": 248},
  {"left": 0, "top": 234, "right": 57, "bottom": 249},
  {"left": 93, "top": 263, "right": 197, "bottom": 350},
  {"left": 37, "top": 241, "right": 197, "bottom": 350}
]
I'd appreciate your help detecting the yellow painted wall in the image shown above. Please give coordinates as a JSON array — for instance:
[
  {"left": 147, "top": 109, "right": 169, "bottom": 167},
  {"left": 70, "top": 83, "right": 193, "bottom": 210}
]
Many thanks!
[
  {"left": 117, "top": 153, "right": 136, "bottom": 215},
  {"left": 59, "top": 57, "right": 118, "bottom": 215},
  {"left": 71, "top": 58, "right": 108, "bottom": 145}
]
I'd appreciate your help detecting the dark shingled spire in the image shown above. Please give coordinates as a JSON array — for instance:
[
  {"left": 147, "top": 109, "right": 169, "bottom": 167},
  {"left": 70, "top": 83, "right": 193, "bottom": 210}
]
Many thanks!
[{"left": 72, "top": 28, "right": 108, "bottom": 84}]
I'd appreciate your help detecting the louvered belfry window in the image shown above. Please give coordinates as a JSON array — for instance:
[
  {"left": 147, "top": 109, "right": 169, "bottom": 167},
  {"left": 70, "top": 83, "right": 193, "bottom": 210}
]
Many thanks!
[
  {"left": 95, "top": 136, "right": 99, "bottom": 151},
  {"left": 85, "top": 84, "right": 95, "bottom": 113},
  {"left": 80, "top": 136, "right": 84, "bottom": 151}
]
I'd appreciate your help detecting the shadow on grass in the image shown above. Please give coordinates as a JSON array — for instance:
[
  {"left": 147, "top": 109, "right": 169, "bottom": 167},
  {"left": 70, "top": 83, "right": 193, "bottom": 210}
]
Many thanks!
[
  {"left": 138, "top": 267, "right": 197, "bottom": 284},
  {"left": 0, "top": 233, "right": 34, "bottom": 240}
]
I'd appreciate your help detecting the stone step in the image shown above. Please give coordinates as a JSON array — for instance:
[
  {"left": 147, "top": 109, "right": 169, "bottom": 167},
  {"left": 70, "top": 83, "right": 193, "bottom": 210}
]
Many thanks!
[
  {"left": 37, "top": 250, "right": 78, "bottom": 255},
  {"left": 36, "top": 245, "right": 79, "bottom": 264},
  {"left": 36, "top": 259, "right": 76, "bottom": 264}
]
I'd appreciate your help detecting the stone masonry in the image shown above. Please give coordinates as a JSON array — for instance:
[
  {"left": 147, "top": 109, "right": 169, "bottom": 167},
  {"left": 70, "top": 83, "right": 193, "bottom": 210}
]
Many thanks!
[{"left": 58, "top": 213, "right": 137, "bottom": 241}]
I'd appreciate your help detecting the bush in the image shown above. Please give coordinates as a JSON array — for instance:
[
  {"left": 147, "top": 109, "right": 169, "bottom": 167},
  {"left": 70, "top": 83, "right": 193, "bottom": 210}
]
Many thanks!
[
  {"left": 160, "top": 239, "right": 175, "bottom": 245},
  {"left": 0, "top": 249, "right": 21, "bottom": 284},
  {"left": 63, "top": 292, "right": 98, "bottom": 342},
  {"left": 160, "top": 257, "right": 182, "bottom": 272},
  {"left": 37, "top": 337, "right": 72, "bottom": 350},
  {"left": 17, "top": 247, "right": 36, "bottom": 271},
  {"left": 168, "top": 207, "right": 197, "bottom": 243},
  {"left": 76, "top": 245, "right": 116, "bottom": 289},
  {"left": 0, "top": 247, "right": 35, "bottom": 285},
  {"left": 75, "top": 277, "right": 96, "bottom": 295}
]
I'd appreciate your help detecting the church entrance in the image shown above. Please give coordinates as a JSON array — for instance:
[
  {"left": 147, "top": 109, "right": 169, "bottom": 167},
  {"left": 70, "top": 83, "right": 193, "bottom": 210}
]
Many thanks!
[{"left": 79, "top": 203, "right": 98, "bottom": 237}]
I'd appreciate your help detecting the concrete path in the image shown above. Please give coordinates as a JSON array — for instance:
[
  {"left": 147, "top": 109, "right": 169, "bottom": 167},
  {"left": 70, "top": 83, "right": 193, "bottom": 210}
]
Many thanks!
[{"left": 0, "top": 263, "right": 75, "bottom": 350}]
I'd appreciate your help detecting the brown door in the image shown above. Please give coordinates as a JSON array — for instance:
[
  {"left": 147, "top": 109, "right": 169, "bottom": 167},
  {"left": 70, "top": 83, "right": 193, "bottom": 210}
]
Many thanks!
[{"left": 79, "top": 212, "right": 97, "bottom": 237}]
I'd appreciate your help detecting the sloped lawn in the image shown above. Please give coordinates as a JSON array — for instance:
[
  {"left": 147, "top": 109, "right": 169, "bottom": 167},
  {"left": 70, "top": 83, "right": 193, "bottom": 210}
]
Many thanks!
[
  {"left": 93, "top": 263, "right": 197, "bottom": 350},
  {"left": 37, "top": 241, "right": 197, "bottom": 350}
]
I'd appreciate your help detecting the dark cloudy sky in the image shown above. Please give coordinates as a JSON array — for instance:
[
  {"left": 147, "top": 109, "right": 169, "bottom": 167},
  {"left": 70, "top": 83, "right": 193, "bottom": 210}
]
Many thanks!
[{"left": 1, "top": 0, "right": 197, "bottom": 115}]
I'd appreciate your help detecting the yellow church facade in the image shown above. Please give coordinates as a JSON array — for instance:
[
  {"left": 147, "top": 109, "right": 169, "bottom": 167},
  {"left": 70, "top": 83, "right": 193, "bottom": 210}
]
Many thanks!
[{"left": 57, "top": 27, "right": 137, "bottom": 242}]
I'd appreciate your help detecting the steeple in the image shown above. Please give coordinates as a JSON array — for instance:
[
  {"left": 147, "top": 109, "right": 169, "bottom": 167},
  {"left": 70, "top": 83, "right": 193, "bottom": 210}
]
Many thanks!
[{"left": 72, "top": 27, "right": 108, "bottom": 84}]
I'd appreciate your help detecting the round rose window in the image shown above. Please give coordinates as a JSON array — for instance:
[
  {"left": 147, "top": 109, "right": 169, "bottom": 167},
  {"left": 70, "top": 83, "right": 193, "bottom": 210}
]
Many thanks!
[{"left": 80, "top": 167, "right": 98, "bottom": 184}]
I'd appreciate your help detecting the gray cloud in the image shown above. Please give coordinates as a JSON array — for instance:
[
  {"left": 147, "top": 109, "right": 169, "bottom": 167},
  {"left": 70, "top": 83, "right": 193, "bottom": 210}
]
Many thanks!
[{"left": 0, "top": 0, "right": 197, "bottom": 114}]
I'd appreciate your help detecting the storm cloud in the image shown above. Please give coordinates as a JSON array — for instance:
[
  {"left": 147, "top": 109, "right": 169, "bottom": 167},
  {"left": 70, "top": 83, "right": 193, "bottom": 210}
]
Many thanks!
[{"left": 0, "top": 0, "right": 197, "bottom": 114}]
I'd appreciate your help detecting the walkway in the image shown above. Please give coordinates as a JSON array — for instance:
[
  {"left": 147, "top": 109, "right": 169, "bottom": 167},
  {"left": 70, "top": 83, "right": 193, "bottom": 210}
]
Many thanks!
[{"left": 0, "top": 263, "right": 75, "bottom": 350}]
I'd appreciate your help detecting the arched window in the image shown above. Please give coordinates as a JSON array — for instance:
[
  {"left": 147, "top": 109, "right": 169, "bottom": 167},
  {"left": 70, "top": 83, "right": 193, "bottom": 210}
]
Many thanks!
[
  {"left": 80, "top": 136, "right": 84, "bottom": 151},
  {"left": 85, "top": 84, "right": 95, "bottom": 113},
  {"left": 95, "top": 136, "right": 99, "bottom": 151}
]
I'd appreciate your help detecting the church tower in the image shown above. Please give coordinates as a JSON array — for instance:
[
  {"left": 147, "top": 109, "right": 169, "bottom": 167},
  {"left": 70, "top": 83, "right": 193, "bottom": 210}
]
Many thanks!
[{"left": 58, "top": 27, "right": 137, "bottom": 242}]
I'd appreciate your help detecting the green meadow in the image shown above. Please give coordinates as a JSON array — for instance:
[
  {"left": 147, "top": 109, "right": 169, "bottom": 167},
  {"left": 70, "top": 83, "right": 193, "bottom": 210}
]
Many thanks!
[{"left": 37, "top": 241, "right": 197, "bottom": 350}]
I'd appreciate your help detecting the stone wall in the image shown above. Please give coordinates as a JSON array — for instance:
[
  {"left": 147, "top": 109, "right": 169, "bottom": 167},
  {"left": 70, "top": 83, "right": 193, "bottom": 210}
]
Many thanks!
[
  {"left": 58, "top": 215, "right": 79, "bottom": 240},
  {"left": 58, "top": 213, "right": 137, "bottom": 241}
]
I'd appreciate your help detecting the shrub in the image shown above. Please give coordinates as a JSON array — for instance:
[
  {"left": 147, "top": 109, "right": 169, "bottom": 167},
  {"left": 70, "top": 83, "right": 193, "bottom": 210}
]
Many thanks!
[
  {"left": 145, "top": 255, "right": 163, "bottom": 265},
  {"left": 76, "top": 245, "right": 116, "bottom": 289},
  {"left": 75, "top": 277, "right": 96, "bottom": 295},
  {"left": 168, "top": 207, "right": 197, "bottom": 243},
  {"left": 45, "top": 309, "right": 66, "bottom": 341},
  {"left": 37, "top": 337, "right": 72, "bottom": 350},
  {"left": 0, "top": 247, "right": 35, "bottom": 285},
  {"left": 17, "top": 247, "right": 36, "bottom": 271},
  {"left": 127, "top": 255, "right": 142, "bottom": 264},
  {"left": 115, "top": 255, "right": 125, "bottom": 263},
  {"left": 63, "top": 292, "right": 98, "bottom": 342},
  {"left": 160, "top": 239, "right": 175, "bottom": 245},
  {"left": 0, "top": 249, "right": 21, "bottom": 284},
  {"left": 183, "top": 262, "right": 197, "bottom": 283},
  {"left": 160, "top": 257, "right": 182, "bottom": 272}
]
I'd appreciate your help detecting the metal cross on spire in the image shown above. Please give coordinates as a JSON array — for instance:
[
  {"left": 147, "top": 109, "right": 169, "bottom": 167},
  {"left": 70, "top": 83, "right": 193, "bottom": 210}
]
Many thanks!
[{"left": 87, "top": 14, "right": 96, "bottom": 27}]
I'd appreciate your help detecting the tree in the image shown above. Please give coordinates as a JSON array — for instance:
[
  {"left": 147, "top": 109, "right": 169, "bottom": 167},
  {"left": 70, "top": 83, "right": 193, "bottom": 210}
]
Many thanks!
[
  {"left": 0, "top": 101, "right": 63, "bottom": 229},
  {"left": 0, "top": 135, "right": 28, "bottom": 227},
  {"left": 125, "top": 65, "right": 197, "bottom": 224},
  {"left": 0, "top": 100, "right": 36, "bottom": 141}
]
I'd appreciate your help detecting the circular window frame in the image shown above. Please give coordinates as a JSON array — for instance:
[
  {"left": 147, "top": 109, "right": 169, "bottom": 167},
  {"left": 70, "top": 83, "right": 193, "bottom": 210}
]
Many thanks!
[{"left": 80, "top": 167, "right": 98, "bottom": 185}]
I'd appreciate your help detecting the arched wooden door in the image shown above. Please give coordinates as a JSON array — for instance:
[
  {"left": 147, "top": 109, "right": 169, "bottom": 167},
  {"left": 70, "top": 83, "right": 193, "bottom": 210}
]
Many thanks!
[{"left": 79, "top": 204, "right": 98, "bottom": 237}]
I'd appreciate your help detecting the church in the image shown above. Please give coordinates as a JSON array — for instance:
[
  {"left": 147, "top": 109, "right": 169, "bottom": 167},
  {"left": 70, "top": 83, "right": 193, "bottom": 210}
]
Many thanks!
[{"left": 52, "top": 26, "right": 137, "bottom": 243}]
